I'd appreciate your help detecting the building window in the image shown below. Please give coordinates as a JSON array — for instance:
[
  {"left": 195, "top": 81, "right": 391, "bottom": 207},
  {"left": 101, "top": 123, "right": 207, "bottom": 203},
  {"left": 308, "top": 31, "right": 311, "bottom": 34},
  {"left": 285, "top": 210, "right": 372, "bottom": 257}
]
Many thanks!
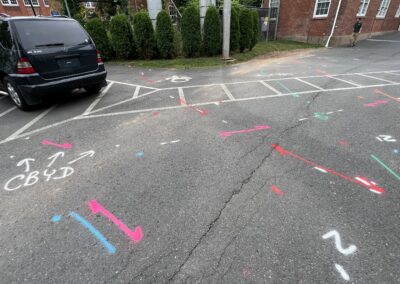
[
  {"left": 85, "top": 1, "right": 95, "bottom": 8},
  {"left": 313, "top": 0, "right": 331, "bottom": 18},
  {"left": 1, "top": 0, "right": 19, "bottom": 6},
  {"left": 43, "top": 0, "right": 48, "bottom": 6},
  {"left": 269, "top": 0, "right": 279, "bottom": 19},
  {"left": 23, "top": 0, "right": 39, "bottom": 7},
  {"left": 376, "top": 0, "right": 391, "bottom": 18},
  {"left": 395, "top": 4, "right": 400, "bottom": 17},
  {"left": 357, "top": 0, "right": 370, "bottom": 16}
]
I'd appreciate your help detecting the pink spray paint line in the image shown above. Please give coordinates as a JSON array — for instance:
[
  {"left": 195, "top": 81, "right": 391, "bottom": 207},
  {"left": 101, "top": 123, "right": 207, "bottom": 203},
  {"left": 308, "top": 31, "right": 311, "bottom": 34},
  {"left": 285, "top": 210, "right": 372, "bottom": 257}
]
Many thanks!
[
  {"left": 364, "top": 100, "right": 388, "bottom": 107},
  {"left": 220, "top": 125, "right": 271, "bottom": 137},
  {"left": 88, "top": 199, "right": 143, "bottom": 244},
  {"left": 41, "top": 140, "right": 72, "bottom": 149},
  {"left": 271, "top": 185, "right": 283, "bottom": 196}
]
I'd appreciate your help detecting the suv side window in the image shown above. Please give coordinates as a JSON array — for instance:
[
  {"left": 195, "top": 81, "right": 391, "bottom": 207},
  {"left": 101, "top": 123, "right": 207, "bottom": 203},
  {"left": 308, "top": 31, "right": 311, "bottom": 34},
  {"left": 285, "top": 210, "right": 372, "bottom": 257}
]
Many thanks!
[{"left": 0, "top": 21, "right": 13, "bottom": 49}]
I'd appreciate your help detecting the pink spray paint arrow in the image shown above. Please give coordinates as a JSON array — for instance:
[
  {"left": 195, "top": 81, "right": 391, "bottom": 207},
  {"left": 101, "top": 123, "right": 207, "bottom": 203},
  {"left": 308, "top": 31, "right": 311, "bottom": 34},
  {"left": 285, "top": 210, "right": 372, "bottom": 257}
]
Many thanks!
[
  {"left": 220, "top": 125, "right": 271, "bottom": 137},
  {"left": 271, "top": 144, "right": 385, "bottom": 194},
  {"left": 364, "top": 100, "right": 388, "bottom": 107},
  {"left": 88, "top": 199, "right": 143, "bottom": 244},
  {"left": 41, "top": 140, "right": 72, "bottom": 150}
]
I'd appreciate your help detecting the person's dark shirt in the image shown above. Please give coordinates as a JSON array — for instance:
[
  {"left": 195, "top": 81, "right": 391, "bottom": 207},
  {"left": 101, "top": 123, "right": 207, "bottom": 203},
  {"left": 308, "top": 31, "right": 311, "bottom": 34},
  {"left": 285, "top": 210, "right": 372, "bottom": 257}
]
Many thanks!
[{"left": 354, "top": 22, "right": 362, "bottom": 33}]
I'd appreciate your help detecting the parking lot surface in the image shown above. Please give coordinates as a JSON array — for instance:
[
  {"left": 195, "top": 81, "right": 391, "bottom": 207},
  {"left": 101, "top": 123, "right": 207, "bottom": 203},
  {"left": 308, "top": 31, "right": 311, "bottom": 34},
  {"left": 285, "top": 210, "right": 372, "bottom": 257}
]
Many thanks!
[{"left": 1, "top": 32, "right": 400, "bottom": 283}]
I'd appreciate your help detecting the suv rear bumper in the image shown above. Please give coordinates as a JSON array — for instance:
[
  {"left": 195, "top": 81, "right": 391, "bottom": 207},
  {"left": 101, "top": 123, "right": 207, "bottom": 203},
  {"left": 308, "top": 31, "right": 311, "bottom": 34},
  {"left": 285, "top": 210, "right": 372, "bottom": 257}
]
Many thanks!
[{"left": 9, "top": 68, "right": 107, "bottom": 105}]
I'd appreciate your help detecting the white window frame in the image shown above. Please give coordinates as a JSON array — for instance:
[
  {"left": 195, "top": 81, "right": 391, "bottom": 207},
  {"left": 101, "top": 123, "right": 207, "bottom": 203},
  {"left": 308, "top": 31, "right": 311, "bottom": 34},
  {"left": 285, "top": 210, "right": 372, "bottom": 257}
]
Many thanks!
[
  {"left": 43, "top": 0, "right": 48, "bottom": 7},
  {"left": 376, "top": 0, "right": 391, "bottom": 18},
  {"left": 23, "top": 0, "right": 40, "bottom": 7},
  {"left": 85, "top": 1, "right": 95, "bottom": 8},
  {"left": 313, "top": 0, "right": 331, "bottom": 18},
  {"left": 269, "top": 0, "right": 279, "bottom": 20},
  {"left": 357, "top": 0, "right": 370, "bottom": 17},
  {"left": 1, "top": 0, "right": 19, "bottom": 6},
  {"left": 395, "top": 4, "right": 400, "bottom": 18}
]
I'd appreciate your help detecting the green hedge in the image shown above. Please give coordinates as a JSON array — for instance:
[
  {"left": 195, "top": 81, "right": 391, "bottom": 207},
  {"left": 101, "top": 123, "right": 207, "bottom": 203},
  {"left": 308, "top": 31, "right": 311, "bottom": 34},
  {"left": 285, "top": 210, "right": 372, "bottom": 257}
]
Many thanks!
[
  {"left": 181, "top": 5, "right": 202, "bottom": 57},
  {"left": 133, "top": 11, "right": 156, "bottom": 59},
  {"left": 156, "top": 10, "right": 176, "bottom": 59},
  {"left": 239, "top": 8, "right": 253, "bottom": 52},
  {"left": 85, "top": 18, "right": 113, "bottom": 60},
  {"left": 109, "top": 14, "right": 136, "bottom": 59},
  {"left": 230, "top": 6, "right": 240, "bottom": 51},
  {"left": 250, "top": 9, "right": 259, "bottom": 50},
  {"left": 203, "top": 6, "right": 221, "bottom": 56}
]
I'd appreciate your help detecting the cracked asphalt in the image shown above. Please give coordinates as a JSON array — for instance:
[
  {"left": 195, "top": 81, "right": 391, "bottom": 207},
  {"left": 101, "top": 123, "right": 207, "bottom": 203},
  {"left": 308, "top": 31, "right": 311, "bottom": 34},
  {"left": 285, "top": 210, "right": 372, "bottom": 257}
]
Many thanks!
[{"left": 1, "top": 32, "right": 400, "bottom": 283}]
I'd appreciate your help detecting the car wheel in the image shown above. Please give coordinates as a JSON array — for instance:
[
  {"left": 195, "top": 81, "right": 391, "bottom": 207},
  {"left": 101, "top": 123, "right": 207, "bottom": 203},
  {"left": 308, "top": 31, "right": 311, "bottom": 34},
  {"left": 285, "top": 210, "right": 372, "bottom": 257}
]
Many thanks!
[
  {"left": 4, "top": 77, "right": 30, "bottom": 111},
  {"left": 84, "top": 84, "right": 102, "bottom": 95}
]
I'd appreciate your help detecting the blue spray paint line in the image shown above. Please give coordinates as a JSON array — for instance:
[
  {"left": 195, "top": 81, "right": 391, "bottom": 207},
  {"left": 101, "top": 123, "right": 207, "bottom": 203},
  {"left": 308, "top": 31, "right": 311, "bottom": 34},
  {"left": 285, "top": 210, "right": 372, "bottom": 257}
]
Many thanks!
[
  {"left": 69, "top": 211, "right": 116, "bottom": 254},
  {"left": 275, "top": 80, "right": 299, "bottom": 97},
  {"left": 135, "top": 151, "right": 144, "bottom": 157},
  {"left": 51, "top": 215, "right": 62, "bottom": 222}
]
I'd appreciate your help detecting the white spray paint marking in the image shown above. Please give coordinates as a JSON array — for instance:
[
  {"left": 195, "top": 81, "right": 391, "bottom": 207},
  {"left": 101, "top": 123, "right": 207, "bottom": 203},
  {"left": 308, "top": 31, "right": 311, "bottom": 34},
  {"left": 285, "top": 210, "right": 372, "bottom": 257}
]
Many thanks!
[
  {"left": 334, "top": 264, "right": 350, "bottom": 281},
  {"left": 322, "top": 230, "right": 357, "bottom": 256},
  {"left": 299, "top": 118, "right": 309, "bottom": 121},
  {"left": 222, "top": 120, "right": 228, "bottom": 123},
  {"left": 10, "top": 156, "right": 14, "bottom": 159},
  {"left": 17, "top": 158, "right": 35, "bottom": 172},
  {"left": 47, "top": 152, "right": 65, "bottom": 168},
  {"left": 314, "top": 167, "right": 328, "bottom": 173},
  {"left": 160, "top": 140, "right": 181, "bottom": 145},
  {"left": 169, "top": 96, "right": 175, "bottom": 99},
  {"left": 68, "top": 150, "right": 95, "bottom": 165},
  {"left": 376, "top": 135, "right": 396, "bottom": 142},
  {"left": 166, "top": 75, "right": 192, "bottom": 83},
  {"left": 115, "top": 145, "right": 120, "bottom": 148}
]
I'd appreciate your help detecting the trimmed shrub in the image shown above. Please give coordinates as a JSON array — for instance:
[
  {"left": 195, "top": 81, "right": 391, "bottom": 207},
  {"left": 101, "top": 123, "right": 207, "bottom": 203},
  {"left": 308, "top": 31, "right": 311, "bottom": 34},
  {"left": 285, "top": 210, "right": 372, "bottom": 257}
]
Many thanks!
[
  {"left": 250, "top": 9, "right": 259, "bottom": 50},
  {"left": 239, "top": 8, "right": 253, "bottom": 52},
  {"left": 109, "top": 14, "right": 136, "bottom": 59},
  {"left": 85, "top": 18, "right": 113, "bottom": 60},
  {"left": 230, "top": 6, "right": 240, "bottom": 52},
  {"left": 203, "top": 6, "right": 221, "bottom": 56},
  {"left": 181, "top": 5, "right": 201, "bottom": 57},
  {"left": 133, "top": 11, "right": 156, "bottom": 59},
  {"left": 156, "top": 10, "right": 176, "bottom": 59}
]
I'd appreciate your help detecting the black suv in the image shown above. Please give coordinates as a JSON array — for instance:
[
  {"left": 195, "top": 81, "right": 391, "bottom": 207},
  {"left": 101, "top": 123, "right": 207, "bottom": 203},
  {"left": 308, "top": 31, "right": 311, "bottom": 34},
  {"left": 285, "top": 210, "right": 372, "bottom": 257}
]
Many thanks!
[{"left": 0, "top": 15, "right": 107, "bottom": 110}]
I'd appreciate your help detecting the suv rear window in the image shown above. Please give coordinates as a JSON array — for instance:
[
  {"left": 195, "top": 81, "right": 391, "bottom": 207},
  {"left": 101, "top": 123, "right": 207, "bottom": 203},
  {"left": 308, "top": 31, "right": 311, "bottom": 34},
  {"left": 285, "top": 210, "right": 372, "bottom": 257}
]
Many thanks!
[{"left": 13, "top": 20, "right": 90, "bottom": 50}]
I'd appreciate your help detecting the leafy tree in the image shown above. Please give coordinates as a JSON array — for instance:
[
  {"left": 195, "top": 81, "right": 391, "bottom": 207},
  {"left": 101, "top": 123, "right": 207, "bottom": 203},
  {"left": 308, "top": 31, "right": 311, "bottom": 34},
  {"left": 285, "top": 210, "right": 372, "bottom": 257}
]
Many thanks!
[
  {"left": 230, "top": 6, "right": 240, "bottom": 51},
  {"left": 85, "top": 18, "right": 113, "bottom": 60},
  {"left": 239, "top": 8, "right": 252, "bottom": 52},
  {"left": 109, "top": 14, "right": 136, "bottom": 59},
  {"left": 133, "top": 11, "right": 156, "bottom": 59},
  {"left": 203, "top": 6, "right": 221, "bottom": 56},
  {"left": 250, "top": 9, "right": 259, "bottom": 50},
  {"left": 239, "top": 0, "right": 262, "bottom": 7},
  {"left": 156, "top": 10, "right": 176, "bottom": 59},
  {"left": 181, "top": 5, "right": 201, "bottom": 57}
]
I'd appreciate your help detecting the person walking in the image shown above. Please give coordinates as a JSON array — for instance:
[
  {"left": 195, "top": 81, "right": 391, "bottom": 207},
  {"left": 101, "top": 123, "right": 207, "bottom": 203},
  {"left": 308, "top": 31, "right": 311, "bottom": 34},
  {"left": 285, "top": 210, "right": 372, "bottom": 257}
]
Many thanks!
[{"left": 351, "top": 18, "right": 363, "bottom": 47}]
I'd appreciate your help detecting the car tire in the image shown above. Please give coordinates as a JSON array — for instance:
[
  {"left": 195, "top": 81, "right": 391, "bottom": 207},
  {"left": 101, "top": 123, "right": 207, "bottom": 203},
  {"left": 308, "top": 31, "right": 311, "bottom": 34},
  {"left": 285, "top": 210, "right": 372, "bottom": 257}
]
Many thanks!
[
  {"left": 4, "top": 77, "right": 30, "bottom": 111},
  {"left": 84, "top": 84, "right": 102, "bottom": 95}
]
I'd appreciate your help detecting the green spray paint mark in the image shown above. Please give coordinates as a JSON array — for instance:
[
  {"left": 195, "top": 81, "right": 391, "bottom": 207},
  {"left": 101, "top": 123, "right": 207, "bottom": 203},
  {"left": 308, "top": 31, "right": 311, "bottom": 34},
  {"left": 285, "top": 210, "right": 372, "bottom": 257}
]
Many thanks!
[
  {"left": 313, "top": 112, "right": 330, "bottom": 121},
  {"left": 275, "top": 80, "right": 299, "bottom": 98},
  {"left": 371, "top": 154, "right": 400, "bottom": 181}
]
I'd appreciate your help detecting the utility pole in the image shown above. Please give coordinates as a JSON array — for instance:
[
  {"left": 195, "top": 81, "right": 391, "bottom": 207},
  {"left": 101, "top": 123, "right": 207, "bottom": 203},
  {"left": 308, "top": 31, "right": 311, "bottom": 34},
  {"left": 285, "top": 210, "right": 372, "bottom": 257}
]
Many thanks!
[
  {"left": 28, "top": 0, "right": 36, "bottom": 16},
  {"left": 222, "top": 0, "right": 231, "bottom": 59},
  {"left": 64, "top": 0, "right": 71, "bottom": 17}
]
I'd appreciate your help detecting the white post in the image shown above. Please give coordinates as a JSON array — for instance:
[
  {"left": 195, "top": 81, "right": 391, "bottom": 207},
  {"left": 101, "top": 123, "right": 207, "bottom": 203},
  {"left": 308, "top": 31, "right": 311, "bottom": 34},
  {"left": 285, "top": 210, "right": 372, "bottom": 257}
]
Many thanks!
[
  {"left": 325, "top": 0, "right": 343, "bottom": 48},
  {"left": 200, "top": 0, "right": 207, "bottom": 33},
  {"left": 223, "top": 0, "right": 231, "bottom": 59},
  {"left": 63, "top": 0, "right": 71, "bottom": 17}
]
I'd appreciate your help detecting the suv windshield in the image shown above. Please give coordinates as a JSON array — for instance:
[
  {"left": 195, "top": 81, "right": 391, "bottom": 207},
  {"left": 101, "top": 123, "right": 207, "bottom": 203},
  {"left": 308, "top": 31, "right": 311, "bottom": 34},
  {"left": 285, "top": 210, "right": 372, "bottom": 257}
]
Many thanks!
[{"left": 13, "top": 20, "right": 89, "bottom": 50}]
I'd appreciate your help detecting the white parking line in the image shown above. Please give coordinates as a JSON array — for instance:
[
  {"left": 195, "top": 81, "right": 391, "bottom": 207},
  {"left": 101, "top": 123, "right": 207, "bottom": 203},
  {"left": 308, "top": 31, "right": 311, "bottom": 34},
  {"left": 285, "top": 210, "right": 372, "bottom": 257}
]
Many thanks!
[
  {"left": 327, "top": 76, "right": 362, "bottom": 87},
  {"left": 221, "top": 84, "right": 235, "bottom": 100},
  {"left": 295, "top": 78, "right": 324, "bottom": 90},
  {"left": 178, "top": 88, "right": 186, "bottom": 105},
  {"left": 0, "top": 106, "right": 16, "bottom": 118},
  {"left": 132, "top": 86, "right": 141, "bottom": 99},
  {"left": 3, "top": 105, "right": 57, "bottom": 142},
  {"left": 107, "top": 79, "right": 159, "bottom": 90},
  {"left": 357, "top": 73, "right": 397, "bottom": 84},
  {"left": 259, "top": 81, "right": 281, "bottom": 94},
  {"left": 82, "top": 82, "right": 114, "bottom": 116}
]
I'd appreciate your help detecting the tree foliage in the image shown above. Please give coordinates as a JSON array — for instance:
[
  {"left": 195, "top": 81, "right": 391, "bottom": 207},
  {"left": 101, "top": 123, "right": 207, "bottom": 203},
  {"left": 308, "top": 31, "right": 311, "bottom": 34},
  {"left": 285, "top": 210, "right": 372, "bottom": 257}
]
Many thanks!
[
  {"left": 156, "top": 10, "right": 176, "bottom": 59},
  {"left": 250, "top": 9, "right": 259, "bottom": 50},
  {"left": 85, "top": 18, "right": 113, "bottom": 60},
  {"left": 109, "top": 14, "right": 136, "bottom": 59},
  {"left": 203, "top": 6, "right": 221, "bottom": 56},
  {"left": 239, "top": 8, "right": 253, "bottom": 52},
  {"left": 133, "top": 11, "right": 156, "bottom": 59},
  {"left": 230, "top": 6, "right": 240, "bottom": 51},
  {"left": 181, "top": 5, "right": 201, "bottom": 57}
]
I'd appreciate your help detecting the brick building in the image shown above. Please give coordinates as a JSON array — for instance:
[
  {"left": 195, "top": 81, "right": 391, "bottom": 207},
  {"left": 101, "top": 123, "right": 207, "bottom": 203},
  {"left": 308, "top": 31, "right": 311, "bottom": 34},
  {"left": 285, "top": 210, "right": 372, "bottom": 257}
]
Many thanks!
[
  {"left": 264, "top": 0, "right": 400, "bottom": 46},
  {"left": 0, "top": 0, "right": 51, "bottom": 16}
]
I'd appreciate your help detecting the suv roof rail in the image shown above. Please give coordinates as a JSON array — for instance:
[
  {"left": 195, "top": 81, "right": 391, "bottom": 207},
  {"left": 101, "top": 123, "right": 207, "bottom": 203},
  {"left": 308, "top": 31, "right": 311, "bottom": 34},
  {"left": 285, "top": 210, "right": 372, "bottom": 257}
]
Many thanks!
[{"left": 0, "top": 13, "right": 10, "bottom": 18}]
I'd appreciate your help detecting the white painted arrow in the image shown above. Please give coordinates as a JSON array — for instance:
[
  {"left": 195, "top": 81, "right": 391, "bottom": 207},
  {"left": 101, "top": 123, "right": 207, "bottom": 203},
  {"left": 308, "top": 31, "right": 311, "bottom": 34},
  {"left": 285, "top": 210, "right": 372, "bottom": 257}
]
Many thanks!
[
  {"left": 68, "top": 150, "right": 95, "bottom": 165},
  {"left": 17, "top": 158, "right": 35, "bottom": 172},
  {"left": 47, "top": 152, "right": 65, "bottom": 168}
]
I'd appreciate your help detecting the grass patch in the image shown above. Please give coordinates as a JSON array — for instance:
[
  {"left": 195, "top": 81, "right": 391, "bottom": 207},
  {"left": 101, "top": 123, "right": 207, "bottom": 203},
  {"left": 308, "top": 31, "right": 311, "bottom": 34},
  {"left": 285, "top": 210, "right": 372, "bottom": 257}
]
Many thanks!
[{"left": 110, "top": 40, "right": 321, "bottom": 69}]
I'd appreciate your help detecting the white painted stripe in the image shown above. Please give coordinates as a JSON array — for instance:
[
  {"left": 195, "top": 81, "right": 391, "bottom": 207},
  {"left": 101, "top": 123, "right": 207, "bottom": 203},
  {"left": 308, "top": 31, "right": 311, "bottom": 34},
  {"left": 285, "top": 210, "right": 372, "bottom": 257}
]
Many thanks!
[
  {"left": 132, "top": 86, "right": 141, "bottom": 99},
  {"left": 221, "top": 84, "right": 235, "bottom": 100},
  {"left": 178, "top": 88, "right": 186, "bottom": 105},
  {"left": 78, "top": 82, "right": 400, "bottom": 119},
  {"left": 355, "top": 177, "right": 370, "bottom": 186},
  {"left": 327, "top": 76, "right": 362, "bottom": 87},
  {"left": 369, "top": 188, "right": 383, "bottom": 195},
  {"left": 170, "top": 140, "right": 180, "bottom": 143},
  {"left": 259, "top": 81, "right": 281, "bottom": 94},
  {"left": 82, "top": 82, "right": 114, "bottom": 116},
  {"left": 107, "top": 79, "right": 159, "bottom": 90},
  {"left": 366, "top": 39, "right": 400, "bottom": 43},
  {"left": 299, "top": 118, "right": 308, "bottom": 121},
  {"left": 314, "top": 167, "right": 328, "bottom": 173},
  {"left": 357, "top": 73, "right": 397, "bottom": 84},
  {"left": 4, "top": 105, "right": 56, "bottom": 141},
  {"left": 0, "top": 106, "right": 16, "bottom": 118},
  {"left": 295, "top": 78, "right": 324, "bottom": 90},
  {"left": 326, "top": 112, "right": 334, "bottom": 114},
  {"left": 334, "top": 264, "right": 350, "bottom": 281},
  {"left": 337, "top": 109, "right": 344, "bottom": 112}
]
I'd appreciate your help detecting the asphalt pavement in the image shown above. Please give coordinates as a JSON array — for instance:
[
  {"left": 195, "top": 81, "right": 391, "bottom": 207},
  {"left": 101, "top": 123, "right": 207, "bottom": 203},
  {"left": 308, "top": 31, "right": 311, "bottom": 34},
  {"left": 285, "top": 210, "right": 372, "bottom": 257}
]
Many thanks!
[{"left": 0, "top": 32, "right": 400, "bottom": 283}]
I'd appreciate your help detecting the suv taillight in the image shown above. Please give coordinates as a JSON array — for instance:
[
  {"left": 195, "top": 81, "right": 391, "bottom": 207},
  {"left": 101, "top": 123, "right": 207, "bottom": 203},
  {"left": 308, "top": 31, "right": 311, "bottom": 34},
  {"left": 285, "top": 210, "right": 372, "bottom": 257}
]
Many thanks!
[
  {"left": 17, "top": 57, "right": 36, "bottom": 74},
  {"left": 96, "top": 50, "right": 102, "bottom": 63}
]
